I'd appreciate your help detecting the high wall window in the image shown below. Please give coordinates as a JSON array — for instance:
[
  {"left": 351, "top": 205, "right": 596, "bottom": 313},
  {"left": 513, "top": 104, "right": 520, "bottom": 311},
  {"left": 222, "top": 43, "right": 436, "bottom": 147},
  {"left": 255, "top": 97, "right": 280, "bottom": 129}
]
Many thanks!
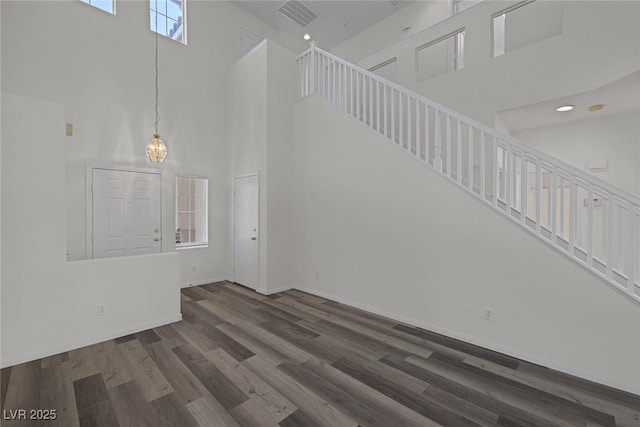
[
  {"left": 82, "top": 0, "right": 114, "bottom": 14},
  {"left": 416, "top": 29, "right": 465, "bottom": 81},
  {"left": 150, "top": 0, "right": 186, "bottom": 44},
  {"left": 176, "top": 176, "right": 207, "bottom": 248},
  {"left": 493, "top": 0, "right": 563, "bottom": 57}
]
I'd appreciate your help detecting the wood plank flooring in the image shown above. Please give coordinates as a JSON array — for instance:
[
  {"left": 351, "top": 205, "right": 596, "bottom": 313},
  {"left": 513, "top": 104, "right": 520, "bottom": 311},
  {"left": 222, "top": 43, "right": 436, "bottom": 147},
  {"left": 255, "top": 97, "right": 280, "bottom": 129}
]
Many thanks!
[{"left": 1, "top": 281, "right": 639, "bottom": 427}]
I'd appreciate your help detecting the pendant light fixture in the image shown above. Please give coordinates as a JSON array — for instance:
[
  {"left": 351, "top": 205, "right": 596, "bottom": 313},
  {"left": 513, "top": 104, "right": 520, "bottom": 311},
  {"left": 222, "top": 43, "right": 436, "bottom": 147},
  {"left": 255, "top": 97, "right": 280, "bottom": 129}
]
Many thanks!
[{"left": 146, "top": 10, "right": 168, "bottom": 163}]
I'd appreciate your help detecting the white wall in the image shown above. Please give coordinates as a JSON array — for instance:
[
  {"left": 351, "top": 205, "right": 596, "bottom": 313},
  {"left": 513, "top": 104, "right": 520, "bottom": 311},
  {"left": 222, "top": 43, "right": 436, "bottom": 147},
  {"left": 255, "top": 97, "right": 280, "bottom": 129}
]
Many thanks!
[
  {"left": 229, "top": 42, "right": 269, "bottom": 178},
  {"left": 265, "top": 42, "right": 296, "bottom": 293},
  {"left": 0, "top": 0, "right": 302, "bottom": 365},
  {"left": 228, "top": 42, "right": 269, "bottom": 291},
  {"left": 227, "top": 40, "right": 296, "bottom": 293},
  {"left": 331, "top": 0, "right": 452, "bottom": 64},
  {"left": 338, "top": 1, "right": 640, "bottom": 128},
  {"left": 1, "top": 0, "right": 301, "bottom": 288},
  {"left": 1, "top": 93, "right": 181, "bottom": 367},
  {"left": 514, "top": 110, "right": 640, "bottom": 196},
  {"left": 293, "top": 95, "right": 640, "bottom": 394}
]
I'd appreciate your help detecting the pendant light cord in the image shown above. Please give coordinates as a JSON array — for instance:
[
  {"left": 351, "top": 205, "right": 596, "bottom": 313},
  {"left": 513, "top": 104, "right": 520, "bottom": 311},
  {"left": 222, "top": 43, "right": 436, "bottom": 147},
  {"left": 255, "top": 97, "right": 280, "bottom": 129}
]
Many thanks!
[{"left": 154, "top": 9, "right": 159, "bottom": 136}]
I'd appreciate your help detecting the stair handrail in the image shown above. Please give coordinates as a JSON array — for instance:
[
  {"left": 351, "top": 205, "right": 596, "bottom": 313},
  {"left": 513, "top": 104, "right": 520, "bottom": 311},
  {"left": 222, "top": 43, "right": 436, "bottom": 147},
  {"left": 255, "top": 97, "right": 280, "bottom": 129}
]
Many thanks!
[
  {"left": 297, "top": 43, "right": 640, "bottom": 304},
  {"left": 301, "top": 45, "right": 640, "bottom": 207}
]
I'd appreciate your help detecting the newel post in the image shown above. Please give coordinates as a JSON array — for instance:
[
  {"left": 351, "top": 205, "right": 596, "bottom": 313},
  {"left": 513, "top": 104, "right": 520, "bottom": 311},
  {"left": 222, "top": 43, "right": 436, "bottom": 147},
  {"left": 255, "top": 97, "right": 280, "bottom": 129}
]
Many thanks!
[{"left": 309, "top": 41, "right": 317, "bottom": 95}]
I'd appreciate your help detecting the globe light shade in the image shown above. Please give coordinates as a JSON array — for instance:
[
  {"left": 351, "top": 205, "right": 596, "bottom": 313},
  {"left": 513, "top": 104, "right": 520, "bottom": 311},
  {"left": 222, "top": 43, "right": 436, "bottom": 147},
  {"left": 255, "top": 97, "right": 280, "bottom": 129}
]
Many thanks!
[{"left": 146, "top": 133, "right": 168, "bottom": 163}]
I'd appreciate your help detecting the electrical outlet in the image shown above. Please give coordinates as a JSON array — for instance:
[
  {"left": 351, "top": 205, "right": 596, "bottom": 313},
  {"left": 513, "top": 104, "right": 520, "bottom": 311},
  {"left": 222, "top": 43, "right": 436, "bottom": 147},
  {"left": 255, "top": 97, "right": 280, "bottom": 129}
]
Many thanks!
[
  {"left": 483, "top": 307, "right": 493, "bottom": 321},
  {"left": 191, "top": 265, "right": 196, "bottom": 272},
  {"left": 97, "top": 305, "right": 106, "bottom": 316}
]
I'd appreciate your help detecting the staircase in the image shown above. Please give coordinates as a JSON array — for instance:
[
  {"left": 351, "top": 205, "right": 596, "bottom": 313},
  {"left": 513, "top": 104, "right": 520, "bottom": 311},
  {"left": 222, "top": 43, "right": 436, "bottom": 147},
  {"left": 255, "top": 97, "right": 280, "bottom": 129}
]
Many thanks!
[{"left": 297, "top": 43, "right": 640, "bottom": 304}]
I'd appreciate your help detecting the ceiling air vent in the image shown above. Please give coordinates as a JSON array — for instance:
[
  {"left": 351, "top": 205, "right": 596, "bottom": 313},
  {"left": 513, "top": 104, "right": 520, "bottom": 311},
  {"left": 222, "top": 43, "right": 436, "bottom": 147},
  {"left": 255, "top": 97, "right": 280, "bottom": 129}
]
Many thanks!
[
  {"left": 390, "top": 0, "right": 406, "bottom": 6},
  {"left": 278, "top": 0, "right": 318, "bottom": 27}
]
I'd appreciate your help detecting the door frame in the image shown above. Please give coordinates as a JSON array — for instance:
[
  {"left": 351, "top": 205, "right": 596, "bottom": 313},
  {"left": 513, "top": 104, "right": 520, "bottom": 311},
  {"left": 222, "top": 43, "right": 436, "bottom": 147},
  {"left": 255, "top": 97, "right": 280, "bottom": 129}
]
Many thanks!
[
  {"left": 232, "top": 172, "right": 260, "bottom": 288},
  {"left": 86, "top": 164, "right": 165, "bottom": 260}
]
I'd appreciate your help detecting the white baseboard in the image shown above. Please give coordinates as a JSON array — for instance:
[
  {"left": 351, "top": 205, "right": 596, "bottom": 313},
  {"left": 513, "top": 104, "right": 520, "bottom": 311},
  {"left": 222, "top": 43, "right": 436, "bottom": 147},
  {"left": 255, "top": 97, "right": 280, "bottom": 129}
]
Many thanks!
[
  {"left": 256, "top": 284, "right": 294, "bottom": 295},
  {"left": 295, "top": 286, "right": 640, "bottom": 396},
  {"left": 0, "top": 313, "right": 182, "bottom": 369},
  {"left": 181, "top": 277, "right": 229, "bottom": 288}
]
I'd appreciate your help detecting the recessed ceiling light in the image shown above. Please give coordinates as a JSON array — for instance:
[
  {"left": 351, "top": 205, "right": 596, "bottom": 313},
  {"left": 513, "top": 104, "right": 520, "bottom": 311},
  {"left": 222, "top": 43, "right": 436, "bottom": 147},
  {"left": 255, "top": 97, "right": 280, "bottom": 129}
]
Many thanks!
[
  {"left": 556, "top": 105, "right": 574, "bottom": 112},
  {"left": 303, "top": 34, "right": 311, "bottom": 41},
  {"left": 588, "top": 104, "right": 604, "bottom": 112}
]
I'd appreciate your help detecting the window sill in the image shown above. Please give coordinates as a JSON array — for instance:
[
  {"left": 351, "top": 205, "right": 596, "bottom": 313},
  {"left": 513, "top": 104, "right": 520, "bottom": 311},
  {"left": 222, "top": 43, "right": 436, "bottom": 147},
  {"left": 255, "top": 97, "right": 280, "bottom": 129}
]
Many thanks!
[{"left": 176, "top": 244, "right": 208, "bottom": 250}]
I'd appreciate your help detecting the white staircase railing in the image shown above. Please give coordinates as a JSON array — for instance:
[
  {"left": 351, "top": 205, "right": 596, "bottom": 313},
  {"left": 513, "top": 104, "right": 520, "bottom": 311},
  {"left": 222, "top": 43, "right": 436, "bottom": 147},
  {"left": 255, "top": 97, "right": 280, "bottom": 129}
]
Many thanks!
[{"left": 297, "top": 43, "right": 640, "bottom": 304}]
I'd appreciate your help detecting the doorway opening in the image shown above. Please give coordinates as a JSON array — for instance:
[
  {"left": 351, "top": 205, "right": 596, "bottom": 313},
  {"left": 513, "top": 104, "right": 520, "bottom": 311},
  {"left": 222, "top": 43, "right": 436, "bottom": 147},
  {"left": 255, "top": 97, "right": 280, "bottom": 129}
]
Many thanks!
[{"left": 233, "top": 174, "right": 259, "bottom": 290}]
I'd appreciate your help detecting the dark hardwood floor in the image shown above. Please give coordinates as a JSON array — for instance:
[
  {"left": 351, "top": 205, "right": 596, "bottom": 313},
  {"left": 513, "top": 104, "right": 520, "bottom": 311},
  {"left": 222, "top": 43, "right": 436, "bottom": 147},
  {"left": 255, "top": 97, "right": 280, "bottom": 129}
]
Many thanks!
[{"left": 1, "top": 281, "right": 639, "bottom": 426}]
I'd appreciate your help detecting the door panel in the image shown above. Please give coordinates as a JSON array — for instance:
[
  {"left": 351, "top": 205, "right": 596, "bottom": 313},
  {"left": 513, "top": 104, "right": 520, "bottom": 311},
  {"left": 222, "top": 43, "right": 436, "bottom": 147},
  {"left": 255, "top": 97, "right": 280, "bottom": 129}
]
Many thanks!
[
  {"left": 92, "top": 169, "right": 162, "bottom": 259},
  {"left": 107, "top": 198, "right": 125, "bottom": 237},
  {"left": 233, "top": 175, "right": 259, "bottom": 289}
]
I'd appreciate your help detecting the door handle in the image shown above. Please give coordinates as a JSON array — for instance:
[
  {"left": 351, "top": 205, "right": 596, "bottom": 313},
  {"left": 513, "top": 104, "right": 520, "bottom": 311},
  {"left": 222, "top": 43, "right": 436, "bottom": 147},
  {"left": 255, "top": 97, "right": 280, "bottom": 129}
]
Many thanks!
[{"left": 154, "top": 237, "right": 160, "bottom": 242}]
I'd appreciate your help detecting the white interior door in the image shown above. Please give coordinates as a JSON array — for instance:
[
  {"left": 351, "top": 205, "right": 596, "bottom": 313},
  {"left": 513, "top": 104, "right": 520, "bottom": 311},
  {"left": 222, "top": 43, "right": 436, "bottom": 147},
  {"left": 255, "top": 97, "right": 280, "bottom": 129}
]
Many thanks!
[
  {"left": 92, "top": 168, "right": 162, "bottom": 259},
  {"left": 233, "top": 174, "right": 259, "bottom": 289}
]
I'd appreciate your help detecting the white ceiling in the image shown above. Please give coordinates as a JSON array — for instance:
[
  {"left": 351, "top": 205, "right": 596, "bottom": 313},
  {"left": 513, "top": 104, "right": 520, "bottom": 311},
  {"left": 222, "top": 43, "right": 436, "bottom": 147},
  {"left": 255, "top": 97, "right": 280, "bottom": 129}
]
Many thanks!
[
  {"left": 231, "top": 0, "right": 412, "bottom": 50},
  {"left": 498, "top": 71, "right": 640, "bottom": 133}
]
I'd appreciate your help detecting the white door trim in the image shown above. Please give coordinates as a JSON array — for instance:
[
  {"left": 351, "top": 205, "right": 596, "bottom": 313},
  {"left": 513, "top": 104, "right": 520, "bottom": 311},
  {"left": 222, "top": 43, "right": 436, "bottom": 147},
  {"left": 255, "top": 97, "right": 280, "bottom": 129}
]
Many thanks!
[
  {"left": 86, "top": 164, "right": 165, "bottom": 260},
  {"left": 232, "top": 172, "right": 260, "bottom": 288}
]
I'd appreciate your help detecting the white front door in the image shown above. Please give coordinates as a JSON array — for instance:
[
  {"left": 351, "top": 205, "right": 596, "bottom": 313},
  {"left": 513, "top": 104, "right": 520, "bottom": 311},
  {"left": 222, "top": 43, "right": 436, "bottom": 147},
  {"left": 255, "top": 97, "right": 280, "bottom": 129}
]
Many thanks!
[
  {"left": 233, "top": 174, "right": 259, "bottom": 289},
  {"left": 92, "top": 168, "right": 162, "bottom": 259}
]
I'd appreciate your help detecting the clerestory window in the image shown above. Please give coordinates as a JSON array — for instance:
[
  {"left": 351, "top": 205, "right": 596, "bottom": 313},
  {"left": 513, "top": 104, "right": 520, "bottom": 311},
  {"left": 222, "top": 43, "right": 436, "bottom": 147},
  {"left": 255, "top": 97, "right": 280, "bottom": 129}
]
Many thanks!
[
  {"left": 150, "top": 0, "right": 186, "bottom": 44},
  {"left": 82, "top": 0, "right": 114, "bottom": 14}
]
